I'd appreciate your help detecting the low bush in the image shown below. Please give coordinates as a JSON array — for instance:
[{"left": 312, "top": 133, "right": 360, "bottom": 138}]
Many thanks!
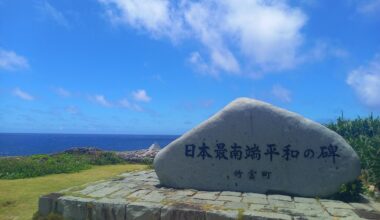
[
  {"left": 330, "top": 179, "right": 364, "bottom": 202},
  {"left": 87, "top": 151, "right": 125, "bottom": 165},
  {"left": 0, "top": 151, "right": 126, "bottom": 179},
  {"left": 0, "top": 154, "right": 90, "bottom": 179},
  {"left": 326, "top": 114, "right": 380, "bottom": 190}
]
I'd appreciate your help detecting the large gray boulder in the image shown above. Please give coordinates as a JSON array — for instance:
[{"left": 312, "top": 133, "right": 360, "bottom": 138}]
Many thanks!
[{"left": 154, "top": 98, "right": 361, "bottom": 197}]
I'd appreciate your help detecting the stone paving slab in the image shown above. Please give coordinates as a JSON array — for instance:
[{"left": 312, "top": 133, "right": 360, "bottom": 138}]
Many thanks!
[{"left": 38, "top": 170, "right": 380, "bottom": 220}]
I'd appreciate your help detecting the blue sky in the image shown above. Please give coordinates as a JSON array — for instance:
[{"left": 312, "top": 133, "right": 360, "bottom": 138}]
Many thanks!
[{"left": 0, "top": 0, "right": 380, "bottom": 134}]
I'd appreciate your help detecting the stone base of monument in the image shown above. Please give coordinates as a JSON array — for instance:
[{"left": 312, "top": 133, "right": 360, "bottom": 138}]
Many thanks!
[{"left": 37, "top": 170, "right": 380, "bottom": 220}]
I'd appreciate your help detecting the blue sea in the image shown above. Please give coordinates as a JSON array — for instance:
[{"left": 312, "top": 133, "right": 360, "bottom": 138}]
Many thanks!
[{"left": 0, "top": 133, "right": 179, "bottom": 156}]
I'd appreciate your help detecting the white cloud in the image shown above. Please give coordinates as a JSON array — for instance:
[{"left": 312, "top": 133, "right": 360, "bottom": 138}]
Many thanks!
[
  {"left": 183, "top": 2, "right": 240, "bottom": 74},
  {"left": 92, "top": 95, "right": 112, "bottom": 107},
  {"left": 357, "top": 0, "right": 380, "bottom": 14},
  {"left": 37, "top": 1, "right": 69, "bottom": 28},
  {"left": 272, "top": 85, "right": 292, "bottom": 103},
  {"left": 132, "top": 89, "right": 151, "bottom": 102},
  {"left": 12, "top": 88, "right": 34, "bottom": 101},
  {"left": 221, "top": 0, "right": 306, "bottom": 71},
  {"left": 55, "top": 87, "right": 71, "bottom": 97},
  {"left": 347, "top": 54, "right": 380, "bottom": 108},
  {"left": 0, "top": 49, "right": 29, "bottom": 71},
  {"left": 188, "top": 51, "right": 215, "bottom": 75},
  {"left": 307, "top": 41, "right": 349, "bottom": 61},
  {"left": 99, "top": 0, "right": 307, "bottom": 76},
  {"left": 100, "top": 0, "right": 182, "bottom": 39},
  {"left": 119, "top": 98, "right": 143, "bottom": 111},
  {"left": 89, "top": 92, "right": 149, "bottom": 111}
]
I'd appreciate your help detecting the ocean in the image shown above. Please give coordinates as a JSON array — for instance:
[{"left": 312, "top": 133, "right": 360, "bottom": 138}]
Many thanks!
[{"left": 0, "top": 133, "right": 179, "bottom": 156}]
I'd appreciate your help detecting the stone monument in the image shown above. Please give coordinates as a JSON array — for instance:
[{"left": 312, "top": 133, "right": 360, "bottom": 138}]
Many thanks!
[
  {"left": 154, "top": 98, "right": 361, "bottom": 197},
  {"left": 149, "top": 142, "right": 161, "bottom": 151}
]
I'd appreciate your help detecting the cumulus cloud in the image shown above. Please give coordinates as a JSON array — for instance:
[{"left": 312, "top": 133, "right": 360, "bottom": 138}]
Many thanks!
[
  {"left": 272, "top": 84, "right": 292, "bottom": 103},
  {"left": 12, "top": 88, "right": 34, "bottom": 101},
  {"left": 347, "top": 54, "right": 380, "bottom": 108},
  {"left": 91, "top": 95, "right": 112, "bottom": 107},
  {"left": 0, "top": 49, "right": 29, "bottom": 71},
  {"left": 37, "top": 1, "right": 70, "bottom": 28},
  {"left": 99, "top": 0, "right": 307, "bottom": 76},
  {"left": 100, "top": 0, "right": 183, "bottom": 39},
  {"left": 183, "top": 2, "right": 241, "bottom": 74},
  {"left": 221, "top": 0, "right": 305, "bottom": 70},
  {"left": 132, "top": 89, "right": 151, "bottom": 102}
]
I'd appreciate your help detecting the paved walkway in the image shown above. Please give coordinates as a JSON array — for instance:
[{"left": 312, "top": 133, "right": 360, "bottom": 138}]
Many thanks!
[{"left": 38, "top": 170, "right": 380, "bottom": 220}]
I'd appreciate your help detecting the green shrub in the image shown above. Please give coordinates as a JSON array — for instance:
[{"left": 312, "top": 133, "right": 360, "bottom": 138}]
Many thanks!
[
  {"left": 138, "top": 157, "right": 154, "bottom": 165},
  {"left": 0, "top": 151, "right": 127, "bottom": 179},
  {"left": 330, "top": 179, "right": 364, "bottom": 202},
  {"left": 0, "top": 154, "right": 91, "bottom": 179},
  {"left": 369, "top": 147, "right": 380, "bottom": 188},
  {"left": 88, "top": 152, "right": 125, "bottom": 165},
  {"left": 326, "top": 114, "right": 380, "bottom": 190}
]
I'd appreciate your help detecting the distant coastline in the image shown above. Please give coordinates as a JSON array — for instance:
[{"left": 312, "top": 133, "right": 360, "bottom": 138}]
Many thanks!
[{"left": 0, "top": 133, "right": 178, "bottom": 156}]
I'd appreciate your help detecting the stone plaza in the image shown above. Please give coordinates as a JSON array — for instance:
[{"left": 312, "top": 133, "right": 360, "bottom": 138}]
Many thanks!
[{"left": 38, "top": 170, "right": 380, "bottom": 219}]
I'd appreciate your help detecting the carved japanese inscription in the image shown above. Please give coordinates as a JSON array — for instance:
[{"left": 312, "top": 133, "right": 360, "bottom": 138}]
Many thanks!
[{"left": 154, "top": 98, "right": 360, "bottom": 197}]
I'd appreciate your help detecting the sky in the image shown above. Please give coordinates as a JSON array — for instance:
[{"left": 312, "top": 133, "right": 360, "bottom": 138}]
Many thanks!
[{"left": 0, "top": 0, "right": 380, "bottom": 135}]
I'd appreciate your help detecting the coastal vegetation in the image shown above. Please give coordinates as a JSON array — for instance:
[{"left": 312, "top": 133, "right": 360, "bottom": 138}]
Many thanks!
[
  {"left": 0, "top": 150, "right": 125, "bottom": 179},
  {"left": 0, "top": 164, "right": 147, "bottom": 220},
  {"left": 327, "top": 114, "right": 380, "bottom": 200}
]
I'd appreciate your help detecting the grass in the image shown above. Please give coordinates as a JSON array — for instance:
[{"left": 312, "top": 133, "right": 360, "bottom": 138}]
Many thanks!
[{"left": 0, "top": 164, "right": 148, "bottom": 220}]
